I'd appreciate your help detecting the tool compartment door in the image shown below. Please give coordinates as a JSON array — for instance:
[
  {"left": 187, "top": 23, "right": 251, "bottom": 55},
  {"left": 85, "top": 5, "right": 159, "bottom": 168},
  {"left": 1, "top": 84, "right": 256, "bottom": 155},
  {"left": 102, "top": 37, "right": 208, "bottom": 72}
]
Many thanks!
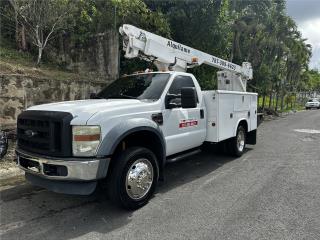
[
  {"left": 250, "top": 94, "right": 258, "bottom": 131},
  {"left": 217, "top": 92, "right": 237, "bottom": 141}
]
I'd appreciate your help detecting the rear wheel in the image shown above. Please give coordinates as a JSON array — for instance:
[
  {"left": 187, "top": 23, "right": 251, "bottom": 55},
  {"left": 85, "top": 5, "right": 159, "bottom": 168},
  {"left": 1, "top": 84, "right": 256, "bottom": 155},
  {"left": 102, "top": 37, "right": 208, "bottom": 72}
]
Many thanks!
[
  {"left": 228, "top": 125, "right": 246, "bottom": 157},
  {"left": 106, "top": 147, "right": 158, "bottom": 210}
]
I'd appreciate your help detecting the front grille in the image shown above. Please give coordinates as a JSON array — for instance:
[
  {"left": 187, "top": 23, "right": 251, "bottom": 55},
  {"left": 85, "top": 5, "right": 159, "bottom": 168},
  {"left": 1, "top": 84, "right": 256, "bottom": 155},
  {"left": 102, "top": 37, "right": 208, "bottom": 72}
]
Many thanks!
[{"left": 17, "top": 111, "right": 73, "bottom": 157}]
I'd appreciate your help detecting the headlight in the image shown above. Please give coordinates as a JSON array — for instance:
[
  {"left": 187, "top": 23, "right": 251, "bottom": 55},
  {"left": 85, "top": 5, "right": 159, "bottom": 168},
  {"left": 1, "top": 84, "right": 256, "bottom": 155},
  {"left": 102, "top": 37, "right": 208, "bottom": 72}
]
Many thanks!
[{"left": 72, "top": 126, "right": 101, "bottom": 157}]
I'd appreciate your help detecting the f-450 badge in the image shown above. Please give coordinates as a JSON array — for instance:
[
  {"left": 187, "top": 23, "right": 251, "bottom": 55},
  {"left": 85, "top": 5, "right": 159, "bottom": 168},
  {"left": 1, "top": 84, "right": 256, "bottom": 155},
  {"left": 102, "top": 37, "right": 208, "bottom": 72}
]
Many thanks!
[{"left": 179, "top": 119, "right": 198, "bottom": 128}]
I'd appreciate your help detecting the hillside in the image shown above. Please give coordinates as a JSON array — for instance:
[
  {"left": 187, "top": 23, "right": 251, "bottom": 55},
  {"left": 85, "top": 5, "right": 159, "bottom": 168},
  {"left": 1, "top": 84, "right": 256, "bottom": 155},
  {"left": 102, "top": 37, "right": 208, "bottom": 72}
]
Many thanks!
[{"left": 0, "top": 41, "right": 90, "bottom": 81}]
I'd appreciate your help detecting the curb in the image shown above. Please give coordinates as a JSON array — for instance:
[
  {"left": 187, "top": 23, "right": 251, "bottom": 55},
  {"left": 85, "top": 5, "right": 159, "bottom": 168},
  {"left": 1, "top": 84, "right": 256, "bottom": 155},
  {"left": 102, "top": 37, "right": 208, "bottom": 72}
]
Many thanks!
[{"left": 0, "top": 165, "right": 24, "bottom": 181}]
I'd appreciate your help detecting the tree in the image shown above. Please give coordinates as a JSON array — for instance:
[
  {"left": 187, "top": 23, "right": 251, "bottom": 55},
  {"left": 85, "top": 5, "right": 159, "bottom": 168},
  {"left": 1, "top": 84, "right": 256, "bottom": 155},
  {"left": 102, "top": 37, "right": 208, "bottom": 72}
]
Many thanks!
[{"left": 9, "top": 0, "right": 70, "bottom": 65}]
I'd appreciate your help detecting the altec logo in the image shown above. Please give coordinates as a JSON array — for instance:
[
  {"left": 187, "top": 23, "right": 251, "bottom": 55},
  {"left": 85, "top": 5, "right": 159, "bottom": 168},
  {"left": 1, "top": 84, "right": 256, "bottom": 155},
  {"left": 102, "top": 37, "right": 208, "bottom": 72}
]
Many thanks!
[
  {"left": 179, "top": 120, "right": 198, "bottom": 128},
  {"left": 167, "top": 40, "right": 191, "bottom": 54}
]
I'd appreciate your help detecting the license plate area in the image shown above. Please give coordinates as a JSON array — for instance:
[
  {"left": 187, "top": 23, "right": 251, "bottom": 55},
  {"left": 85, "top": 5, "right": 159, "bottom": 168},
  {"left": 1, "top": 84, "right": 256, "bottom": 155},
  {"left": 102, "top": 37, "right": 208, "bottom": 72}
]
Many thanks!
[{"left": 19, "top": 156, "right": 41, "bottom": 173}]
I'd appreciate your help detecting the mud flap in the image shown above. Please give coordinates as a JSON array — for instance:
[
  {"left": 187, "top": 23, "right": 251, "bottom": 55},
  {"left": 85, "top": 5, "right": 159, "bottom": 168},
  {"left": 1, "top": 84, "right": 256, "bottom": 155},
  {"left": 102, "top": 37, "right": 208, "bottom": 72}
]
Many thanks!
[{"left": 247, "top": 130, "right": 257, "bottom": 145}]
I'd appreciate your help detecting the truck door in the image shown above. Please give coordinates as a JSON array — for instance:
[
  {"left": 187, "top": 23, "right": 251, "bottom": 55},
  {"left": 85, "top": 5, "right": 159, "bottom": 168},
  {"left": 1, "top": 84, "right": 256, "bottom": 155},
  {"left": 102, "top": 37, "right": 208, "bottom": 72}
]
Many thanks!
[
  {"left": 161, "top": 75, "right": 206, "bottom": 156},
  {"left": 250, "top": 95, "right": 258, "bottom": 131}
]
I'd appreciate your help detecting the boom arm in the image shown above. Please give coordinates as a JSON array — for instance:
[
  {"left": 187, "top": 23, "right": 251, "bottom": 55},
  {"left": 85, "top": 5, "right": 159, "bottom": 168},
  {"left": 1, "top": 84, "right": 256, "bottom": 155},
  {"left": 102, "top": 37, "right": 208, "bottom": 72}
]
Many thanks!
[{"left": 119, "top": 24, "right": 253, "bottom": 91}]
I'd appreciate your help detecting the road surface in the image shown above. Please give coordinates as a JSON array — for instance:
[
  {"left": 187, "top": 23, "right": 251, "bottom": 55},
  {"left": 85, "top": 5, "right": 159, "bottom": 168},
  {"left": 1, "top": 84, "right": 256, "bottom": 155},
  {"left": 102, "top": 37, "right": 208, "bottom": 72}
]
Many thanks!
[{"left": 1, "top": 110, "right": 320, "bottom": 240}]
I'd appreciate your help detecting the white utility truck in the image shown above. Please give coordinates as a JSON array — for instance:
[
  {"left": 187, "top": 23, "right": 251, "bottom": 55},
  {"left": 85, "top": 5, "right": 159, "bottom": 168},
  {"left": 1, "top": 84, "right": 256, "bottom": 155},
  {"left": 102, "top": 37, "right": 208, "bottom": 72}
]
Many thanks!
[{"left": 16, "top": 24, "right": 257, "bottom": 209}]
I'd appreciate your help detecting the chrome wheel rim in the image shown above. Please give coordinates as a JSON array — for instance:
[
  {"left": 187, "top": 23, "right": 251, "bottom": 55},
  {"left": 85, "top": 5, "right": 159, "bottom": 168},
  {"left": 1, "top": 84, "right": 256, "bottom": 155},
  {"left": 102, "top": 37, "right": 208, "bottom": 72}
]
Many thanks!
[
  {"left": 125, "top": 158, "right": 154, "bottom": 200},
  {"left": 237, "top": 130, "right": 245, "bottom": 152}
]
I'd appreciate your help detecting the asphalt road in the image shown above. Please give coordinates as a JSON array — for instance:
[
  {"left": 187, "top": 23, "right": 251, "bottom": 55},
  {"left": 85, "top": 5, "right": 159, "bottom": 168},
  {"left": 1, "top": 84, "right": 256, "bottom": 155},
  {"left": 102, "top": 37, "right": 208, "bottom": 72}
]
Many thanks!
[{"left": 1, "top": 110, "right": 320, "bottom": 240}]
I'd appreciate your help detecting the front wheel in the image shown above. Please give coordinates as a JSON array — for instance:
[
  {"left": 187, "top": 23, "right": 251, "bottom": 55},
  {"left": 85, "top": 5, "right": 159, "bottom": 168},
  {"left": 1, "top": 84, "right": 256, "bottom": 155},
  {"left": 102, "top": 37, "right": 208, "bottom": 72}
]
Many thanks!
[
  {"left": 106, "top": 147, "right": 159, "bottom": 210},
  {"left": 228, "top": 125, "right": 246, "bottom": 157}
]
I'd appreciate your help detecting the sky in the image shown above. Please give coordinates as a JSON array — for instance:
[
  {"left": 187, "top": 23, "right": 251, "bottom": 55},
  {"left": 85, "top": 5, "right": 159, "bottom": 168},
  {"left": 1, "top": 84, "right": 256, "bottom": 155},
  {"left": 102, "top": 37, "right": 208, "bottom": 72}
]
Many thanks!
[{"left": 286, "top": 0, "right": 320, "bottom": 70}]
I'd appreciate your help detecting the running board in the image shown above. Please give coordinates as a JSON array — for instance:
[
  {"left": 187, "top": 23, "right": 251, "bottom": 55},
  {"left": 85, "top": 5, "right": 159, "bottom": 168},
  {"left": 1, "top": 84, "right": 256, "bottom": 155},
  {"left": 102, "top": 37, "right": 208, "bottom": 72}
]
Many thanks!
[{"left": 166, "top": 149, "right": 201, "bottom": 163}]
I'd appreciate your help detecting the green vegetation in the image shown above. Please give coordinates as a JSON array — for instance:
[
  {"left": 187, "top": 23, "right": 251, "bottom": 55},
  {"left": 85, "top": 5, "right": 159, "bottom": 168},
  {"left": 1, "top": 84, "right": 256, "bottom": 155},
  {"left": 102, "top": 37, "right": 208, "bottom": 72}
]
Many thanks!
[
  {"left": 258, "top": 95, "right": 305, "bottom": 112},
  {"left": 0, "top": 38, "right": 88, "bottom": 81},
  {"left": 1, "top": 0, "right": 320, "bottom": 112}
]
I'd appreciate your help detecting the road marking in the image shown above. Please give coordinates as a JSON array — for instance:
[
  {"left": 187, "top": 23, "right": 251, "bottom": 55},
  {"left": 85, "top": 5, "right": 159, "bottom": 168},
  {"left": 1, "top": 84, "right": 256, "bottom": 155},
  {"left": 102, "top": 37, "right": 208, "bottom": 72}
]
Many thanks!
[
  {"left": 0, "top": 221, "right": 25, "bottom": 235},
  {"left": 202, "top": 171, "right": 225, "bottom": 186},
  {"left": 294, "top": 129, "right": 320, "bottom": 134},
  {"left": 242, "top": 156, "right": 250, "bottom": 162},
  {"left": 202, "top": 155, "right": 251, "bottom": 187}
]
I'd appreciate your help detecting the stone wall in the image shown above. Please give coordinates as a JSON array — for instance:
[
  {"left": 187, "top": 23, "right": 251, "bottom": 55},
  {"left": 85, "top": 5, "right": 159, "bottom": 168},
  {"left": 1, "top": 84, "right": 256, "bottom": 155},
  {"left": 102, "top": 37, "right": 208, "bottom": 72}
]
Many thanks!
[{"left": 0, "top": 74, "right": 107, "bottom": 129}]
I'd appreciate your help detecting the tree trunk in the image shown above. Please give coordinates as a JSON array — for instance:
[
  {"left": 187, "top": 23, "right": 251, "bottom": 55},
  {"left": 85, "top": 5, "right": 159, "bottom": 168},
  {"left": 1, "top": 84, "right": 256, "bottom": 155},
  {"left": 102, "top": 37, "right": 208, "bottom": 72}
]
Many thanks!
[
  {"left": 58, "top": 32, "right": 65, "bottom": 63},
  {"left": 37, "top": 47, "right": 43, "bottom": 66},
  {"left": 280, "top": 91, "right": 285, "bottom": 112},
  {"left": 262, "top": 94, "right": 266, "bottom": 109},
  {"left": 275, "top": 92, "right": 279, "bottom": 112},
  {"left": 293, "top": 94, "right": 295, "bottom": 108},
  {"left": 269, "top": 91, "right": 273, "bottom": 108},
  {"left": 21, "top": 24, "right": 27, "bottom": 51},
  {"left": 14, "top": 8, "right": 20, "bottom": 50}
]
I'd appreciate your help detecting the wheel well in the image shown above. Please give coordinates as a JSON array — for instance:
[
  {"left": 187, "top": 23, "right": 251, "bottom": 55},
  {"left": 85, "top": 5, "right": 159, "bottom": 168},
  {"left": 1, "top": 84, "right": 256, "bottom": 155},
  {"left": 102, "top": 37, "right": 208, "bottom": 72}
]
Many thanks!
[
  {"left": 111, "top": 130, "right": 165, "bottom": 177},
  {"left": 238, "top": 120, "right": 248, "bottom": 133}
]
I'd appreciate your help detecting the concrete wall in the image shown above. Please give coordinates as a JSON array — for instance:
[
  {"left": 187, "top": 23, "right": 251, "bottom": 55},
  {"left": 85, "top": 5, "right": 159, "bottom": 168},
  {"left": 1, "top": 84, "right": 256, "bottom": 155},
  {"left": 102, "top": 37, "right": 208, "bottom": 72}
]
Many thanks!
[
  {"left": 0, "top": 74, "right": 106, "bottom": 129},
  {"left": 55, "top": 30, "right": 119, "bottom": 80}
]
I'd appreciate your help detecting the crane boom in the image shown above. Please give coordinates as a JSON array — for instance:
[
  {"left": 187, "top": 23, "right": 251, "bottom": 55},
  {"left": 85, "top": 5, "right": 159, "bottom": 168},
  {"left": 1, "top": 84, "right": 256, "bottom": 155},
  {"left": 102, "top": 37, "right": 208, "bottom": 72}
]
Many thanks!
[{"left": 119, "top": 24, "right": 253, "bottom": 92}]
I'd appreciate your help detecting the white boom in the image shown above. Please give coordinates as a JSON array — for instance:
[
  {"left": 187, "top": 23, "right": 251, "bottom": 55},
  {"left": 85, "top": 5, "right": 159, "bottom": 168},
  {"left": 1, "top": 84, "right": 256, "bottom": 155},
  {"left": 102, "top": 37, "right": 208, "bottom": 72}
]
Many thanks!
[{"left": 119, "top": 24, "right": 253, "bottom": 92}]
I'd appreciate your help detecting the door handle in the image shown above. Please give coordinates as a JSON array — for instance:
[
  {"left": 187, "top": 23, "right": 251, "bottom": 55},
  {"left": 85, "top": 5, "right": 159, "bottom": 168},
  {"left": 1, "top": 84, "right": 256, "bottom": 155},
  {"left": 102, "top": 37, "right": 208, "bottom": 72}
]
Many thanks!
[{"left": 200, "top": 109, "right": 204, "bottom": 119}]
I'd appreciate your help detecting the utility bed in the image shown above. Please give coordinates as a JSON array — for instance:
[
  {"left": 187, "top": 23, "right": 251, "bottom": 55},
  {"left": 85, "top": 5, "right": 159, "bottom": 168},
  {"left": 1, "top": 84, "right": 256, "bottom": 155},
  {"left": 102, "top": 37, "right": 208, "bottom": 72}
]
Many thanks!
[{"left": 203, "top": 90, "right": 258, "bottom": 143}]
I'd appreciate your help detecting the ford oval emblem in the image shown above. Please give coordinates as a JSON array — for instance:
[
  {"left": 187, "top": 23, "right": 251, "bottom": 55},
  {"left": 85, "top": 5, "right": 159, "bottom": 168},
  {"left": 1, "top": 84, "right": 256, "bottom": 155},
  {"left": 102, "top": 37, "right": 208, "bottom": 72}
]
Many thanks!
[{"left": 25, "top": 129, "right": 37, "bottom": 138}]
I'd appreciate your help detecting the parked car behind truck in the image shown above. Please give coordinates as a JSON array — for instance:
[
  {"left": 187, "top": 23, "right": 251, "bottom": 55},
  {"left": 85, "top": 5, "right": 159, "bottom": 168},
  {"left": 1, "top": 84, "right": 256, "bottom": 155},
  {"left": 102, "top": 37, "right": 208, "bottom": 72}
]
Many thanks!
[{"left": 305, "top": 98, "right": 320, "bottom": 109}]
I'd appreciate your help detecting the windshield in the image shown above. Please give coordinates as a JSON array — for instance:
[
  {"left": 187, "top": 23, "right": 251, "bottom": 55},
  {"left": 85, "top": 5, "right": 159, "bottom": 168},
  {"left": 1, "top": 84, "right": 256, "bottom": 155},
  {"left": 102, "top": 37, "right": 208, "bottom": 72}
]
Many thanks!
[{"left": 97, "top": 73, "right": 170, "bottom": 100}]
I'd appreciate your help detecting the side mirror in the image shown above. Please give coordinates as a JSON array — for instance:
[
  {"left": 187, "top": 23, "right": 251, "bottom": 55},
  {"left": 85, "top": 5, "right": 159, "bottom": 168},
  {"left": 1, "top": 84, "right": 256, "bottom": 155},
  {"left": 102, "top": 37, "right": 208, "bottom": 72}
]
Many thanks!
[
  {"left": 165, "top": 94, "right": 181, "bottom": 109},
  {"left": 181, "top": 87, "right": 197, "bottom": 108},
  {"left": 90, "top": 93, "right": 97, "bottom": 99}
]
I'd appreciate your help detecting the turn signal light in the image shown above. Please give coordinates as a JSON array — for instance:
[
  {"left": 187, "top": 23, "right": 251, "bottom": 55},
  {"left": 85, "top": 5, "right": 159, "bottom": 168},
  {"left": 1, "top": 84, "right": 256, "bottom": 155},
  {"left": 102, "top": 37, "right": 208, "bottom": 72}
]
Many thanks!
[{"left": 191, "top": 57, "right": 198, "bottom": 63}]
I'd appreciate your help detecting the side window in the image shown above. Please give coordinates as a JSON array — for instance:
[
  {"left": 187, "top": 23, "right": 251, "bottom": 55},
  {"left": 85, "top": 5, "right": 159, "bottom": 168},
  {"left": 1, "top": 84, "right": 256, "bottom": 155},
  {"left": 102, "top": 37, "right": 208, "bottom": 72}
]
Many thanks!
[
  {"left": 169, "top": 76, "right": 196, "bottom": 95},
  {"left": 168, "top": 76, "right": 198, "bottom": 105}
]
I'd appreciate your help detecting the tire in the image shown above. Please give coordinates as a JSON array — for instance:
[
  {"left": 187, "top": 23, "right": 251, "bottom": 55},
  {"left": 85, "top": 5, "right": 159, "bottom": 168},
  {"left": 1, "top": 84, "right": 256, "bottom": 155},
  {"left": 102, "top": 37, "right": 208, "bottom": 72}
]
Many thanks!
[
  {"left": 106, "top": 147, "right": 159, "bottom": 210},
  {"left": 228, "top": 125, "right": 246, "bottom": 157}
]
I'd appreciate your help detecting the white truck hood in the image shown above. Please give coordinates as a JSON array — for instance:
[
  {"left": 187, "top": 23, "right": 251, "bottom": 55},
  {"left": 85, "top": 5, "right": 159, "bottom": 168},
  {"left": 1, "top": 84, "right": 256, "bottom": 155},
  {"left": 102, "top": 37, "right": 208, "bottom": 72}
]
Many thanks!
[{"left": 27, "top": 99, "right": 153, "bottom": 124}]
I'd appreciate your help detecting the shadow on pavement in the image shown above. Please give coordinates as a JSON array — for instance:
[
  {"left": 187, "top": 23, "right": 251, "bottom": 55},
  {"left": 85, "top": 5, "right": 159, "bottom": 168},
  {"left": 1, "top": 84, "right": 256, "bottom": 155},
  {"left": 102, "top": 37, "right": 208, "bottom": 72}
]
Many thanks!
[{"left": 0, "top": 149, "right": 247, "bottom": 240}]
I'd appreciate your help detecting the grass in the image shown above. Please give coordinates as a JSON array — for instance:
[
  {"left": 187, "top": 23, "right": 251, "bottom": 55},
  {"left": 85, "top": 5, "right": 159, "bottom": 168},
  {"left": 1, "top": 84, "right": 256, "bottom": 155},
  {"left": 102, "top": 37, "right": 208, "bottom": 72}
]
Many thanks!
[
  {"left": 258, "top": 95, "right": 305, "bottom": 113},
  {"left": 0, "top": 39, "right": 93, "bottom": 81}
]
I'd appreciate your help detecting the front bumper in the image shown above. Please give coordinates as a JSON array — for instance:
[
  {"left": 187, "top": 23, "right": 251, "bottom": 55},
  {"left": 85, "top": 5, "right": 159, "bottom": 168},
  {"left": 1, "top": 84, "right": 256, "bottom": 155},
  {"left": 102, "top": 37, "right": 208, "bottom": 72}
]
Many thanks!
[
  {"left": 306, "top": 104, "right": 320, "bottom": 108},
  {"left": 16, "top": 149, "right": 110, "bottom": 181}
]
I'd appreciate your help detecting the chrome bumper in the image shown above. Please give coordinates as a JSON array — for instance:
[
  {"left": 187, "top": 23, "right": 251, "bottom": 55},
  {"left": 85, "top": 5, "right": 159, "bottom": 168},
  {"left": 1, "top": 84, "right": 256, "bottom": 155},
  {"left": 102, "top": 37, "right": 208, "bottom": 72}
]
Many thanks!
[{"left": 16, "top": 150, "right": 108, "bottom": 181}]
